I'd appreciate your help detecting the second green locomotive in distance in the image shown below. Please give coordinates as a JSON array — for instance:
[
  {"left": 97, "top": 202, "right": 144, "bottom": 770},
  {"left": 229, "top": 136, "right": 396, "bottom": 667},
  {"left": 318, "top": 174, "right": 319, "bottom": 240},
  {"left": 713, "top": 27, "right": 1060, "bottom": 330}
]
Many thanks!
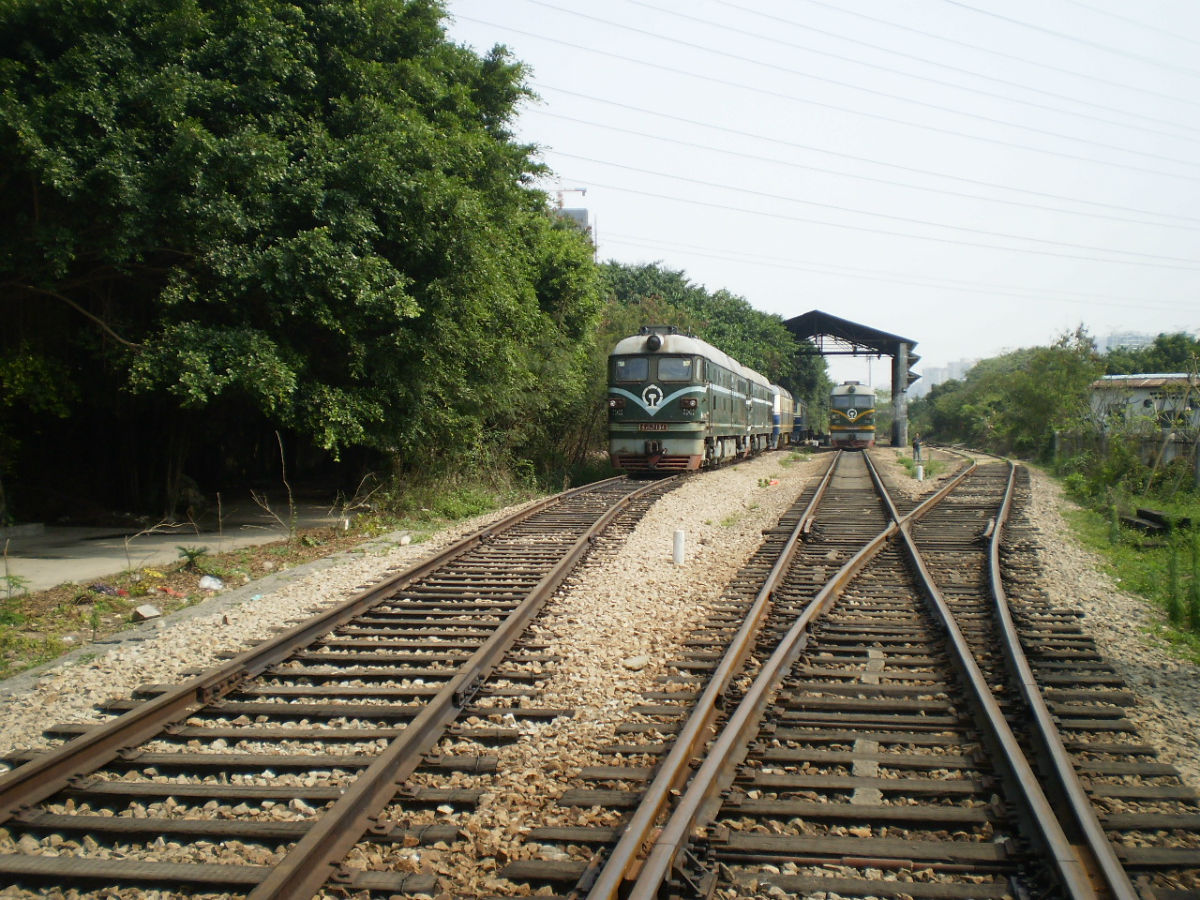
[
  {"left": 607, "top": 326, "right": 793, "bottom": 472},
  {"left": 829, "top": 380, "right": 876, "bottom": 448}
]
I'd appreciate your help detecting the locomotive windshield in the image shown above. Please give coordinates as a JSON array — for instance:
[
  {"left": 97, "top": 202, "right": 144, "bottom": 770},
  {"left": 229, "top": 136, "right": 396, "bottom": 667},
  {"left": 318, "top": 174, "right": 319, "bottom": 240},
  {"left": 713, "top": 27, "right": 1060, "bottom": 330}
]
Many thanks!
[
  {"left": 612, "top": 357, "right": 649, "bottom": 382},
  {"left": 832, "top": 395, "right": 858, "bottom": 409},
  {"left": 658, "top": 356, "right": 696, "bottom": 381}
]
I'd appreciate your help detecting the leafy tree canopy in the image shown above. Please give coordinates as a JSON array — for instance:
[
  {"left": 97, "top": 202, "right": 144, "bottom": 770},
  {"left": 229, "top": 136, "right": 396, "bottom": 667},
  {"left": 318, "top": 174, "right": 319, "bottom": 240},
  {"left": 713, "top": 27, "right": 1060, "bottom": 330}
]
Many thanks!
[
  {"left": 597, "top": 261, "right": 828, "bottom": 405},
  {"left": 1103, "top": 333, "right": 1200, "bottom": 376},
  {"left": 1, "top": 0, "right": 603, "bottom": 513},
  {"left": 909, "top": 327, "right": 1102, "bottom": 459}
]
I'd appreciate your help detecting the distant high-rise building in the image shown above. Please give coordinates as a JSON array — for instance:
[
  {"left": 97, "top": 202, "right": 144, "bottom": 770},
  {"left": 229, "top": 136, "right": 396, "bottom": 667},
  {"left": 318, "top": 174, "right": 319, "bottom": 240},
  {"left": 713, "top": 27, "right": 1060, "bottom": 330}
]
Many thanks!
[
  {"left": 1102, "top": 331, "right": 1153, "bottom": 352},
  {"left": 553, "top": 206, "right": 595, "bottom": 254},
  {"left": 556, "top": 207, "right": 590, "bottom": 232},
  {"left": 908, "top": 359, "right": 978, "bottom": 397}
]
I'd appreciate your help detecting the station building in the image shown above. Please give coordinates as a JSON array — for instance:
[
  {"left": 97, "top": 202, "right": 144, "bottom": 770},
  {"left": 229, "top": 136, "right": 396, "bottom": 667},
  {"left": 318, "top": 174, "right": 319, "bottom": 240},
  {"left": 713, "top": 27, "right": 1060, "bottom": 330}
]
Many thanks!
[{"left": 1089, "top": 374, "right": 1200, "bottom": 431}]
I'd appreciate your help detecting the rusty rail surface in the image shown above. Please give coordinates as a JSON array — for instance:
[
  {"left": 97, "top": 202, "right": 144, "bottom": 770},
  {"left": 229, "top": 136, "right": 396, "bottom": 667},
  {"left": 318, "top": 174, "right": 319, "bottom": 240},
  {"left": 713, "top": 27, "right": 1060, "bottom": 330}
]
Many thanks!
[
  {"left": 608, "top": 450, "right": 979, "bottom": 900},
  {"left": 599, "top": 451, "right": 1151, "bottom": 900},
  {"left": 982, "top": 464, "right": 1139, "bottom": 900},
  {"left": 895, "top": 463, "right": 1101, "bottom": 900},
  {"left": 0, "top": 474, "right": 669, "bottom": 896},
  {"left": 581, "top": 450, "right": 843, "bottom": 900}
]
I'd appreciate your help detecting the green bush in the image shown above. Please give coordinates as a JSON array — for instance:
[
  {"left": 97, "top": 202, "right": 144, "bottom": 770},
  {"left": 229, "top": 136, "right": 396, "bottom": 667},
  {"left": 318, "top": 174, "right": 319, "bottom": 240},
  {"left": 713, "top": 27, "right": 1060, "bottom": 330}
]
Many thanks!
[
  {"left": 1062, "top": 472, "right": 1089, "bottom": 502},
  {"left": 1066, "top": 506, "right": 1200, "bottom": 651},
  {"left": 431, "top": 487, "right": 495, "bottom": 520}
]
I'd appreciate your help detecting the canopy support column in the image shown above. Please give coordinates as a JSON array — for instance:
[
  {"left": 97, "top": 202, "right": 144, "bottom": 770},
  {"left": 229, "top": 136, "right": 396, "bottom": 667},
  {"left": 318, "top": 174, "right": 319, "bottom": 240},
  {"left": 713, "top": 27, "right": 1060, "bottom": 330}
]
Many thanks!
[{"left": 892, "top": 343, "right": 909, "bottom": 449}]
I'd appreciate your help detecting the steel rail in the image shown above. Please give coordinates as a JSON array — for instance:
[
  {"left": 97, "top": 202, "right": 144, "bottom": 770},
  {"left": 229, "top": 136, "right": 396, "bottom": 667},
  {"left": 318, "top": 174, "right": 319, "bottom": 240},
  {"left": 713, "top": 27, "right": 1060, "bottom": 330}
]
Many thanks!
[
  {"left": 905, "top": 446, "right": 1134, "bottom": 896},
  {"left": 580, "top": 451, "right": 842, "bottom": 900},
  {"left": 0, "top": 476, "right": 627, "bottom": 826},
  {"left": 985, "top": 465, "right": 1140, "bottom": 900},
  {"left": 248, "top": 474, "right": 674, "bottom": 900},
  {"left": 895, "top": 474, "right": 1099, "bottom": 899},
  {"left": 613, "top": 452, "right": 979, "bottom": 900}
]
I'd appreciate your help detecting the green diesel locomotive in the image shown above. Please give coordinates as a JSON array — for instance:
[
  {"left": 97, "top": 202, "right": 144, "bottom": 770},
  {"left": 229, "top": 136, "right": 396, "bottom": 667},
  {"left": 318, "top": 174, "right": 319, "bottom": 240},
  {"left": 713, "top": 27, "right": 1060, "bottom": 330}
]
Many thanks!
[{"left": 607, "top": 326, "right": 793, "bottom": 472}]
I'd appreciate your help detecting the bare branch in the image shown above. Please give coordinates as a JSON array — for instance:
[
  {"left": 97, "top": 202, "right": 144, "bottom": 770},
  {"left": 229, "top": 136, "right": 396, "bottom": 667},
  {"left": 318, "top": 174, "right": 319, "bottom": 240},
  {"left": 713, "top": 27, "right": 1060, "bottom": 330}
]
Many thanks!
[
  {"left": 252, "top": 432, "right": 299, "bottom": 541},
  {"left": 25, "top": 285, "right": 142, "bottom": 349}
]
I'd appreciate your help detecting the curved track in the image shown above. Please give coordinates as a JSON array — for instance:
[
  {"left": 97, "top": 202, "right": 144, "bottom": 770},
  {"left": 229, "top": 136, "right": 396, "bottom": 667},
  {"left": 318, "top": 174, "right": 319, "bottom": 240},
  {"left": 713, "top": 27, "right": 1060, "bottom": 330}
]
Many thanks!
[
  {"left": 3, "top": 452, "right": 1199, "bottom": 898},
  {"left": 493, "top": 451, "right": 1199, "bottom": 900}
]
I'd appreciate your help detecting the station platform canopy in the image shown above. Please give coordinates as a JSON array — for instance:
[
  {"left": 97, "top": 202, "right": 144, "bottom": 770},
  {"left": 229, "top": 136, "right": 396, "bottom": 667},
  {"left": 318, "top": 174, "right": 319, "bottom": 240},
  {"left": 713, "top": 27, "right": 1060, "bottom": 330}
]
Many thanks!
[
  {"left": 784, "top": 309, "right": 921, "bottom": 447},
  {"left": 784, "top": 310, "right": 921, "bottom": 388}
]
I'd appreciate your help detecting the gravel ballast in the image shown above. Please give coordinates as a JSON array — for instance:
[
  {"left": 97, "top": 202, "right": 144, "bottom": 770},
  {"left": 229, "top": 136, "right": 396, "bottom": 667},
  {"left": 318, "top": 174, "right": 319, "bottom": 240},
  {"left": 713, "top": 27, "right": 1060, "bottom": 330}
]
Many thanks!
[{"left": 0, "top": 449, "right": 1196, "bottom": 897}]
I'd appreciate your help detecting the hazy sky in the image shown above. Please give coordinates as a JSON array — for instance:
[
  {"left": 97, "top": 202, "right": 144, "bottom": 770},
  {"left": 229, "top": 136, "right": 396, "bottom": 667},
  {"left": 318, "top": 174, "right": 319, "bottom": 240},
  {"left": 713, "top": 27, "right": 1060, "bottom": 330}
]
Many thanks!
[{"left": 444, "top": 0, "right": 1200, "bottom": 387}]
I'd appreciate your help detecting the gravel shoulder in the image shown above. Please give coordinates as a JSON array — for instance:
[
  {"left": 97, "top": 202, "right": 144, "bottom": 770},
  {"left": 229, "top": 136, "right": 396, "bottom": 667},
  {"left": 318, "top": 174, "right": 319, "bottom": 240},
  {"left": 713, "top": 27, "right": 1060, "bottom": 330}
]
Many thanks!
[
  {"left": 0, "top": 499, "right": 546, "bottom": 762},
  {"left": 1022, "top": 464, "right": 1200, "bottom": 791},
  {"left": 0, "top": 448, "right": 1196, "bottom": 896}
]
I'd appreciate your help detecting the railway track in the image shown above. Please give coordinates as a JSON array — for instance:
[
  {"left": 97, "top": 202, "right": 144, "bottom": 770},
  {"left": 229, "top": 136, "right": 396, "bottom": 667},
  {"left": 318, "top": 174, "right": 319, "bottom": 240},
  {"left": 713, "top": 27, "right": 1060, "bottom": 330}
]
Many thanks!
[
  {"left": 2, "top": 451, "right": 1198, "bottom": 898},
  {"left": 0, "top": 475, "right": 679, "bottom": 897},
  {"left": 997, "top": 471, "right": 1200, "bottom": 900},
  {"left": 491, "top": 451, "right": 1200, "bottom": 900}
]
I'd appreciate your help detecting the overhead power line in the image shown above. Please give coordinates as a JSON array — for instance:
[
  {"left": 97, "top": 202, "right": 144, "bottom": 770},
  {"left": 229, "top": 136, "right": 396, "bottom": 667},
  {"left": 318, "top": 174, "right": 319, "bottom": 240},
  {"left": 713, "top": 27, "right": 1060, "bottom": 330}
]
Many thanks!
[
  {"left": 555, "top": 152, "right": 1200, "bottom": 265},
  {"left": 515, "top": 1, "right": 1200, "bottom": 170},
  {"left": 1057, "top": 0, "right": 1200, "bottom": 50},
  {"left": 532, "top": 105, "right": 1200, "bottom": 233},
  {"left": 458, "top": 14, "right": 1200, "bottom": 181},
  {"left": 722, "top": 0, "right": 1200, "bottom": 111},
  {"left": 558, "top": 172, "right": 1200, "bottom": 271},
  {"left": 534, "top": 85, "right": 1200, "bottom": 228},
  {"left": 624, "top": 0, "right": 1200, "bottom": 142},
  {"left": 601, "top": 231, "right": 1192, "bottom": 314},
  {"left": 943, "top": 0, "right": 1200, "bottom": 79}
]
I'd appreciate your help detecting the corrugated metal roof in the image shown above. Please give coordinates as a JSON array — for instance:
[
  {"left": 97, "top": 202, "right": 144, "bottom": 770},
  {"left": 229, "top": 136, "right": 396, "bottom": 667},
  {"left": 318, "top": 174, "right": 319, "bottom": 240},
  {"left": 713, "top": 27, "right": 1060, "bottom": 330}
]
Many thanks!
[
  {"left": 785, "top": 309, "right": 921, "bottom": 387},
  {"left": 1091, "top": 374, "right": 1197, "bottom": 389}
]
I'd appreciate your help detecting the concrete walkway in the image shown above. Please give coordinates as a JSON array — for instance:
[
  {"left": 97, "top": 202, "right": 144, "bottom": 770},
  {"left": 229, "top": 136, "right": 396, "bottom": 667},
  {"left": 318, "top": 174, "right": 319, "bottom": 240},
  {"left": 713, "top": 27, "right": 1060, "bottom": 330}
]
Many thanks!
[{"left": 1, "top": 499, "right": 349, "bottom": 594}]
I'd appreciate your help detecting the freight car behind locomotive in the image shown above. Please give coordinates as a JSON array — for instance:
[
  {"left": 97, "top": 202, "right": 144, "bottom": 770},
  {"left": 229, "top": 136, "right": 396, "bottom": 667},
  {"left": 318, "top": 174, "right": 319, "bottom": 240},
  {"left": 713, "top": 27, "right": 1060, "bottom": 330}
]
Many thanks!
[
  {"left": 607, "top": 326, "right": 792, "bottom": 472},
  {"left": 829, "top": 380, "right": 876, "bottom": 448}
]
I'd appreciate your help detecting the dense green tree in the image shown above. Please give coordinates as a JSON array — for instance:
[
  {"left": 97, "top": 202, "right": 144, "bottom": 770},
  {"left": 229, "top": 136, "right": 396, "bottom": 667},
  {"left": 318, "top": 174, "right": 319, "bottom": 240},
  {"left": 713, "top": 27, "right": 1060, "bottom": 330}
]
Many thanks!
[
  {"left": 1104, "top": 333, "right": 1200, "bottom": 376},
  {"left": 909, "top": 328, "right": 1101, "bottom": 459},
  {"left": 0, "top": 0, "right": 602, "bottom": 516},
  {"left": 597, "top": 262, "right": 828, "bottom": 405}
]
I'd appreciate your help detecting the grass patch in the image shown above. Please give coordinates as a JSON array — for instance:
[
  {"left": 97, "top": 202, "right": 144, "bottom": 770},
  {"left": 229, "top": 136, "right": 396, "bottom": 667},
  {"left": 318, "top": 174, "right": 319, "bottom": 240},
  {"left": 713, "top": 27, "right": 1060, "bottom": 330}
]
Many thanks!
[
  {"left": 0, "top": 469, "right": 549, "bottom": 681},
  {"left": 895, "top": 453, "right": 945, "bottom": 480},
  {"left": 778, "top": 451, "right": 810, "bottom": 468},
  {"left": 1062, "top": 505, "right": 1200, "bottom": 664}
]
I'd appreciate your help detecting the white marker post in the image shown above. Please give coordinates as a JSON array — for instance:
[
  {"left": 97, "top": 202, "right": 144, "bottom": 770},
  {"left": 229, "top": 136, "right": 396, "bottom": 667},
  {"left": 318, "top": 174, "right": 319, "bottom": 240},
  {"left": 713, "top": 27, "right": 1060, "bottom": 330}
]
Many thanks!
[{"left": 673, "top": 529, "right": 686, "bottom": 565}]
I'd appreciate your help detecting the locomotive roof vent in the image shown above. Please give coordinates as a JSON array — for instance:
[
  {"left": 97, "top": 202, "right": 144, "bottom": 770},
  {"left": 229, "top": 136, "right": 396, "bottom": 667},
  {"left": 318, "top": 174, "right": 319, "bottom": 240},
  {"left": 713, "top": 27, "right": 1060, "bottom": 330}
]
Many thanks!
[{"left": 639, "top": 324, "right": 694, "bottom": 350}]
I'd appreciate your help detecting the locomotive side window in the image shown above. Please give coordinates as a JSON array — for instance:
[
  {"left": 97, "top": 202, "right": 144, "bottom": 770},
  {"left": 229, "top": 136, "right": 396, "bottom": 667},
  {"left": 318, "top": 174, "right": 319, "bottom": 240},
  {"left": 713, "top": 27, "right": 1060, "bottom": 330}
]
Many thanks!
[
  {"left": 613, "top": 357, "right": 648, "bottom": 382},
  {"left": 658, "top": 357, "right": 694, "bottom": 381}
]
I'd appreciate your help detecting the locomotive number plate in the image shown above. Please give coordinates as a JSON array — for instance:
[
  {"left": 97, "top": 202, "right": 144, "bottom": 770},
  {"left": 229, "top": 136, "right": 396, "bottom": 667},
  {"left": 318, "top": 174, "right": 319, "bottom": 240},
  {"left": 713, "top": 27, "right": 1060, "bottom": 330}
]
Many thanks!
[{"left": 639, "top": 423, "right": 669, "bottom": 431}]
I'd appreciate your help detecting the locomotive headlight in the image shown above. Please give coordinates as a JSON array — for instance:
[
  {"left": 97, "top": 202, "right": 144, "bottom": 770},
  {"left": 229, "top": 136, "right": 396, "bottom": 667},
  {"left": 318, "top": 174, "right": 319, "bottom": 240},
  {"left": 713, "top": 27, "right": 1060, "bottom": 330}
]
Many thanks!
[
  {"left": 608, "top": 397, "right": 626, "bottom": 409},
  {"left": 680, "top": 398, "right": 698, "bottom": 410}
]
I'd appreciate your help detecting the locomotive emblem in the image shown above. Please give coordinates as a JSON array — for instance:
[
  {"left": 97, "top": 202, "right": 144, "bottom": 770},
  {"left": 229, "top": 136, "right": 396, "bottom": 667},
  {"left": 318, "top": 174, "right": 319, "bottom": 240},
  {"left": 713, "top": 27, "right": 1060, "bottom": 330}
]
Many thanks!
[
  {"left": 642, "top": 384, "right": 664, "bottom": 408},
  {"left": 846, "top": 408, "right": 858, "bottom": 420}
]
